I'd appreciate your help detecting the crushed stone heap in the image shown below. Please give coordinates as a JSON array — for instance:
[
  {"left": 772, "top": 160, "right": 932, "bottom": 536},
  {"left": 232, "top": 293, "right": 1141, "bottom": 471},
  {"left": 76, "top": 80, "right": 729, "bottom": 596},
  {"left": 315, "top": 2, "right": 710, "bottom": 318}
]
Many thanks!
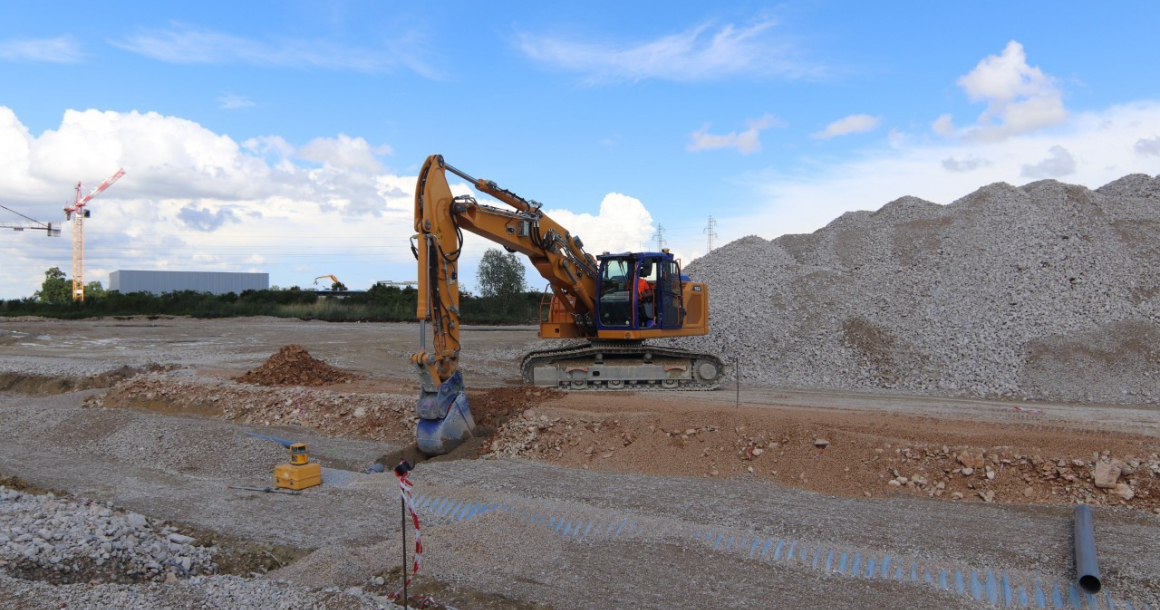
[
  {"left": 236, "top": 344, "right": 359, "bottom": 387},
  {"left": 671, "top": 174, "right": 1160, "bottom": 405}
]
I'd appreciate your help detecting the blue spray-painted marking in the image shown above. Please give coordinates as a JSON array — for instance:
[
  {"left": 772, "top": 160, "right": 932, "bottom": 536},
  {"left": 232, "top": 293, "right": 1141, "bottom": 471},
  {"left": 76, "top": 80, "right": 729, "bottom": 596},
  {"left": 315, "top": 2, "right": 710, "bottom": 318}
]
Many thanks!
[
  {"left": 1068, "top": 584, "right": 1082, "bottom": 609},
  {"left": 985, "top": 570, "right": 998, "bottom": 604},
  {"left": 605, "top": 521, "right": 617, "bottom": 536},
  {"left": 1052, "top": 582, "right": 1063, "bottom": 608},
  {"left": 1001, "top": 573, "right": 1012, "bottom": 607},
  {"left": 1067, "top": 583, "right": 1083, "bottom": 608},
  {"left": 444, "top": 500, "right": 462, "bottom": 517},
  {"left": 726, "top": 536, "right": 735, "bottom": 550},
  {"left": 824, "top": 549, "right": 835, "bottom": 572},
  {"left": 456, "top": 502, "right": 476, "bottom": 521},
  {"left": 703, "top": 531, "right": 713, "bottom": 543},
  {"left": 894, "top": 564, "right": 902, "bottom": 580},
  {"left": 749, "top": 538, "right": 761, "bottom": 555},
  {"left": 713, "top": 534, "right": 724, "bottom": 550},
  {"left": 851, "top": 554, "right": 862, "bottom": 576},
  {"left": 1034, "top": 579, "right": 1046, "bottom": 608},
  {"left": 555, "top": 519, "right": 569, "bottom": 533},
  {"left": 866, "top": 557, "right": 876, "bottom": 578},
  {"left": 812, "top": 548, "right": 821, "bottom": 569},
  {"left": 952, "top": 571, "right": 962, "bottom": 595},
  {"left": 583, "top": 522, "right": 594, "bottom": 537},
  {"left": 924, "top": 570, "right": 932, "bottom": 585},
  {"left": 774, "top": 540, "right": 785, "bottom": 561},
  {"left": 1019, "top": 585, "right": 1029, "bottom": 608},
  {"left": 787, "top": 541, "right": 798, "bottom": 561},
  {"left": 881, "top": 555, "right": 891, "bottom": 578},
  {"left": 1106, "top": 592, "right": 1115, "bottom": 610},
  {"left": 740, "top": 537, "right": 748, "bottom": 549},
  {"left": 839, "top": 553, "right": 848, "bottom": 574},
  {"left": 547, "top": 517, "right": 557, "bottom": 528},
  {"left": 613, "top": 518, "right": 628, "bottom": 538},
  {"left": 761, "top": 539, "right": 773, "bottom": 555},
  {"left": 970, "top": 570, "right": 982, "bottom": 601}
]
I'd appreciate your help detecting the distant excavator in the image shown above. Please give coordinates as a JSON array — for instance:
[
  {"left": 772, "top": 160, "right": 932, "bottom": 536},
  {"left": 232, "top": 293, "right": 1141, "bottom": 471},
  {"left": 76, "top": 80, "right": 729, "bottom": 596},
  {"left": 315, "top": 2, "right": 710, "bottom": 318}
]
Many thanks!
[
  {"left": 411, "top": 154, "right": 724, "bottom": 454},
  {"left": 313, "top": 275, "right": 347, "bottom": 291}
]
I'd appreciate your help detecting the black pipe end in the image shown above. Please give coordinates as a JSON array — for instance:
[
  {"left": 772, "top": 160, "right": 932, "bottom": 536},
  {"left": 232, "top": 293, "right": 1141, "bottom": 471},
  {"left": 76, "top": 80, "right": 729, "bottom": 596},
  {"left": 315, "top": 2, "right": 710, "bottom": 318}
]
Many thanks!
[{"left": 1079, "top": 574, "right": 1102, "bottom": 595}]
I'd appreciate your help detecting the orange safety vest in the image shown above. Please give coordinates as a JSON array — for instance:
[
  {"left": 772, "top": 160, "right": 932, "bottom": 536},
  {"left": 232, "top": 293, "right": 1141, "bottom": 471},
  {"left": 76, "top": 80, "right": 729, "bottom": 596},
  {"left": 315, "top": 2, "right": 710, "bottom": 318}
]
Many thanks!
[{"left": 637, "top": 277, "right": 652, "bottom": 298}]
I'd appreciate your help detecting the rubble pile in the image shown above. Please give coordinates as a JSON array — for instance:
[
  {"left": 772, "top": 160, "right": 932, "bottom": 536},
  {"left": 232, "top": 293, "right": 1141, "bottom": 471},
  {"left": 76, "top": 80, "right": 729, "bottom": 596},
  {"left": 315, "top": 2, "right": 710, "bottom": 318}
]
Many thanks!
[
  {"left": 237, "top": 345, "right": 360, "bottom": 387},
  {"left": 89, "top": 372, "right": 415, "bottom": 443},
  {"left": 485, "top": 409, "right": 1160, "bottom": 511},
  {"left": 872, "top": 445, "right": 1160, "bottom": 509},
  {"left": 672, "top": 175, "right": 1160, "bottom": 404},
  {"left": 0, "top": 487, "right": 215, "bottom": 583}
]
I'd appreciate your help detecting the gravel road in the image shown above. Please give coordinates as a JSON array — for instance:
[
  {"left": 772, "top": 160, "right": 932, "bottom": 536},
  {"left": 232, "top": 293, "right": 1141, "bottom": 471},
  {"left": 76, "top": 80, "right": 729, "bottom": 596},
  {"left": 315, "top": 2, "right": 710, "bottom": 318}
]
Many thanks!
[{"left": 1, "top": 317, "right": 1158, "bottom": 609}]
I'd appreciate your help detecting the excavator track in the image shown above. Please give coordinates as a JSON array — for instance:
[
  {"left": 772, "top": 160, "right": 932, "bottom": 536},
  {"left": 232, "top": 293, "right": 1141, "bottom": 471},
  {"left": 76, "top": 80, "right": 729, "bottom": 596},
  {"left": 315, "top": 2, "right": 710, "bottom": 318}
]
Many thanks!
[{"left": 520, "top": 341, "right": 726, "bottom": 391}]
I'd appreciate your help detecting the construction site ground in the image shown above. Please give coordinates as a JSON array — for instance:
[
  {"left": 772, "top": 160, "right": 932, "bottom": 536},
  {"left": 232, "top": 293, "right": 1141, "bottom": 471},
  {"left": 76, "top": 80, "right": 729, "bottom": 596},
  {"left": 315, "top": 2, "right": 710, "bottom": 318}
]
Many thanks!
[{"left": 1, "top": 316, "right": 1158, "bottom": 609}]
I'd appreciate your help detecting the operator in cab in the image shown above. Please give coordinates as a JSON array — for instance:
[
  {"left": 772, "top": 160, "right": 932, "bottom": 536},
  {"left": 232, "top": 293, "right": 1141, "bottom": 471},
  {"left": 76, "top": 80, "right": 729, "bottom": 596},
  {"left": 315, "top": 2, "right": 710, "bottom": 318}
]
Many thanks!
[{"left": 637, "top": 265, "right": 655, "bottom": 328}]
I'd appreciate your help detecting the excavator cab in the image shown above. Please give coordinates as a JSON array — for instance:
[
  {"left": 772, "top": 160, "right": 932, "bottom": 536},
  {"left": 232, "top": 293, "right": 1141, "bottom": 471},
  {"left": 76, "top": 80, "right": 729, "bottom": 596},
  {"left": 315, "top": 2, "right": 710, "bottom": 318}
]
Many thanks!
[{"left": 596, "top": 252, "right": 685, "bottom": 331}]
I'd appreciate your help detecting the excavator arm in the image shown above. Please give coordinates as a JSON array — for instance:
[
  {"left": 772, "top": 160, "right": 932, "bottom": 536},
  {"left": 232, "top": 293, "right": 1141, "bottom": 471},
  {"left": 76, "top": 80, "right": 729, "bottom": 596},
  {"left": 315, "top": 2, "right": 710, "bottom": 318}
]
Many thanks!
[{"left": 411, "top": 154, "right": 602, "bottom": 454}]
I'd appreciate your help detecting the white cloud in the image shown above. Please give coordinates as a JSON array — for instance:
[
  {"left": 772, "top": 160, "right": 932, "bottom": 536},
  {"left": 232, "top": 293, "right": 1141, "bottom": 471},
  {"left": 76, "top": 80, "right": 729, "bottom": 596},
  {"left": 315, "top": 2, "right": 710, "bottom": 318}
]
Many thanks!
[
  {"left": 217, "top": 94, "right": 255, "bottom": 110},
  {"left": 296, "top": 134, "right": 387, "bottom": 173},
  {"left": 941, "top": 155, "right": 990, "bottom": 172},
  {"left": 113, "top": 23, "right": 438, "bottom": 77},
  {"left": 1136, "top": 136, "right": 1160, "bottom": 157},
  {"left": 0, "top": 36, "right": 83, "bottom": 63},
  {"left": 727, "top": 101, "right": 1160, "bottom": 246},
  {"left": 688, "top": 113, "right": 783, "bottom": 155},
  {"left": 812, "top": 114, "right": 880, "bottom": 139},
  {"left": 931, "top": 114, "right": 955, "bottom": 136},
  {"left": 0, "top": 107, "right": 663, "bottom": 300},
  {"left": 946, "top": 41, "right": 1067, "bottom": 141},
  {"left": 516, "top": 17, "right": 816, "bottom": 83},
  {"left": 1020, "top": 145, "right": 1076, "bottom": 178}
]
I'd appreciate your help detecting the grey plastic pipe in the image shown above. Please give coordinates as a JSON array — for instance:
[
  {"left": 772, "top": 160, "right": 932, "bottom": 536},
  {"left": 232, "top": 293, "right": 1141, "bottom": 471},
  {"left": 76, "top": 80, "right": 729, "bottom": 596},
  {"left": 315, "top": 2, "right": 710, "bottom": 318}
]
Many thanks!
[{"left": 1074, "top": 504, "right": 1101, "bottom": 594}]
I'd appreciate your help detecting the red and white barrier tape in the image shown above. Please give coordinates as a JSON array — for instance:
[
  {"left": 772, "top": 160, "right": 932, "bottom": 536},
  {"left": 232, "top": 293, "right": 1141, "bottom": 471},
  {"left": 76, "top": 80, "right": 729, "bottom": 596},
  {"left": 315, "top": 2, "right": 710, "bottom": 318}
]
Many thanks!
[{"left": 389, "top": 467, "right": 423, "bottom": 602}]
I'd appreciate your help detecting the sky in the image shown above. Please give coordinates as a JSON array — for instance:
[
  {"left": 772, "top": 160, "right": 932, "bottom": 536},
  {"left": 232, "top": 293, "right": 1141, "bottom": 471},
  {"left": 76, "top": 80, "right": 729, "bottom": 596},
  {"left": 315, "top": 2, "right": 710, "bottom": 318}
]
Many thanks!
[{"left": 1, "top": 2, "right": 1159, "bottom": 299}]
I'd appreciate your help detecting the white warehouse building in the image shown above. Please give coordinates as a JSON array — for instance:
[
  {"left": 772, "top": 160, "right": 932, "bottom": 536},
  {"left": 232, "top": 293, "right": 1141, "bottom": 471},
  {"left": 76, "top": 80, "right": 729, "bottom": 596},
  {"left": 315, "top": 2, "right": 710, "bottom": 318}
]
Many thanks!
[{"left": 109, "top": 270, "right": 269, "bottom": 295}]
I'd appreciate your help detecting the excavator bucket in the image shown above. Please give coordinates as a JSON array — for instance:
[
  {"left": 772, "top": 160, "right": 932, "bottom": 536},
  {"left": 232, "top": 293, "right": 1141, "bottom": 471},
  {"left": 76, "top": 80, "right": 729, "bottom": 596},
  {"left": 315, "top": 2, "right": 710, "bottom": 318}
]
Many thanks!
[{"left": 415, "top": 371, "right": 475, "bottom": 455}]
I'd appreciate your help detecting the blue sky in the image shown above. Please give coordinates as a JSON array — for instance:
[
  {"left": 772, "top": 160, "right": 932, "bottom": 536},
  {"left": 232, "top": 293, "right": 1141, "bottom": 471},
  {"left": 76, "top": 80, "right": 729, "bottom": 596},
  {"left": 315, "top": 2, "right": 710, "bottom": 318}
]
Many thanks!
[{"left": 2, "top": 2, "right": 1159, "bottom": 298}]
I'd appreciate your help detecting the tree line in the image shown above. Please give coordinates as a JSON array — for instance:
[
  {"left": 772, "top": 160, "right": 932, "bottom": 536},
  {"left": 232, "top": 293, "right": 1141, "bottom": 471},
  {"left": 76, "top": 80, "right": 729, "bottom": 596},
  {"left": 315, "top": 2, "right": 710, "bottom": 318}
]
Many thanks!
[{"left": 3, "top": 250, "right": 540, "bottom": 324}]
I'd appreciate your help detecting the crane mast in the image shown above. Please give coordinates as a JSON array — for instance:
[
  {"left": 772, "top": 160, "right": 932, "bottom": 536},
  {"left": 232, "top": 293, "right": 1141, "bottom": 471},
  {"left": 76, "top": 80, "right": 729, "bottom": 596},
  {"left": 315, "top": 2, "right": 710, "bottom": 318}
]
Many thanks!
[{"left": 63, "top": 169, "right": 125, "bottom": 301}]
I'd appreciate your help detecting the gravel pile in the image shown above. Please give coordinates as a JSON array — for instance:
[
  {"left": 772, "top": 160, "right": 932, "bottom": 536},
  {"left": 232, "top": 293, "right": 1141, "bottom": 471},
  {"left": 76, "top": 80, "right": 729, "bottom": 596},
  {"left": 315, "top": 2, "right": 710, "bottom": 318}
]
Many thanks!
[
  {"left": 237, "top": 344, "right": 361, "bottom": 387},
  {"left": 0, "top": 487, "right": 406, "bottom": 609},
  {"left": 0, "top": 572, "right": 404, "bottom": 610},
  {"left": 672, "top": 175, "right": 1160, "bottom": 404},
  {"left": 0, "top": 487, "right": 214, "bottom": 582}
]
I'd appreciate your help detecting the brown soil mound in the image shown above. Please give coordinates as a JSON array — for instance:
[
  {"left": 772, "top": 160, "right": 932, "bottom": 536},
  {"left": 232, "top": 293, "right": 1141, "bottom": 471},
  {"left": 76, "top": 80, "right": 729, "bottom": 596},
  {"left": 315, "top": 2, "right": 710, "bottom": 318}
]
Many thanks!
[{"left": 237, "top": 345, "right": 360, "bottom": 387}]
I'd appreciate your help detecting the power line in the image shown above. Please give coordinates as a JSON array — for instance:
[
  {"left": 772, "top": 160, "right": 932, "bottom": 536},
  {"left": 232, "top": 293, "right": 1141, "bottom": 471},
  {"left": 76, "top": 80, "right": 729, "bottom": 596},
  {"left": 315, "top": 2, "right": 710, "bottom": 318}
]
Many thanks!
[{"left": 704, "top": 216, "right": 718, "bottom": 253}]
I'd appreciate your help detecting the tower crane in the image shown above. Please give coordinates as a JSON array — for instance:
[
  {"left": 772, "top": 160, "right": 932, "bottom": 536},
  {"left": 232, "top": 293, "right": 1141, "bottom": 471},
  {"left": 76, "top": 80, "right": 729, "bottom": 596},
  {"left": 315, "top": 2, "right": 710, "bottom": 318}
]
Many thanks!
[
  {"left": 1, "top": 203, "right": 60, "bottom": 236},
  {"left": 63, "top": 168, "right": 125, "bottom": 301}
]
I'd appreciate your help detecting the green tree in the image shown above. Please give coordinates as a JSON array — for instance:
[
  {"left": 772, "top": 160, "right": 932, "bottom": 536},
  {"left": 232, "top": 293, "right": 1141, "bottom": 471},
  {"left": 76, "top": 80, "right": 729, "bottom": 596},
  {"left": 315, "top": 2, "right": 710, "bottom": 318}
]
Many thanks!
[
  {"left": 477, "top": 248, "right": 526, "bottom": 300},
  {"left": 35, "top": 267, "right": 72, "bottom": 304},
  {"left": 84, "top": 281, "right": 107, "bottom": 300}
]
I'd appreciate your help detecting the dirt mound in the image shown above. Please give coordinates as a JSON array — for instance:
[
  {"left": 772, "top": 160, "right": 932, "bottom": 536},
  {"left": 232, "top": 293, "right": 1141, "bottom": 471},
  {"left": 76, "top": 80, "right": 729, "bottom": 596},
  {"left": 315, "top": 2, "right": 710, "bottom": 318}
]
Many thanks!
[{"left": 237, "top": 345, "right": 360, "bottom": 387}]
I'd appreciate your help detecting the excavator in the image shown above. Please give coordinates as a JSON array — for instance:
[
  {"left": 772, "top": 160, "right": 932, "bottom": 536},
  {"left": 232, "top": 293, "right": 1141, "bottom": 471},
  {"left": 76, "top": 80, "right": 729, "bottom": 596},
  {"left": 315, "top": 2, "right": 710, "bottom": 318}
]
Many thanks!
[
  {"left": 411, "top": 154, "right": 725, "bottom": 454},
  {"left": 313, "top": 275, "right": 347, "bottom": 291}
]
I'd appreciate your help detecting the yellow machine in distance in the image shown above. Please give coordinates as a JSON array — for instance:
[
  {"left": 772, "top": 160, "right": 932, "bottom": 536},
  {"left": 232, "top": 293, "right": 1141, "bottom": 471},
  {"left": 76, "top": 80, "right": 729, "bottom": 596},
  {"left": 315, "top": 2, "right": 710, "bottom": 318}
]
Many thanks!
[{"left": 274, "top": 442, "right": 321, "bottom": 491}]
